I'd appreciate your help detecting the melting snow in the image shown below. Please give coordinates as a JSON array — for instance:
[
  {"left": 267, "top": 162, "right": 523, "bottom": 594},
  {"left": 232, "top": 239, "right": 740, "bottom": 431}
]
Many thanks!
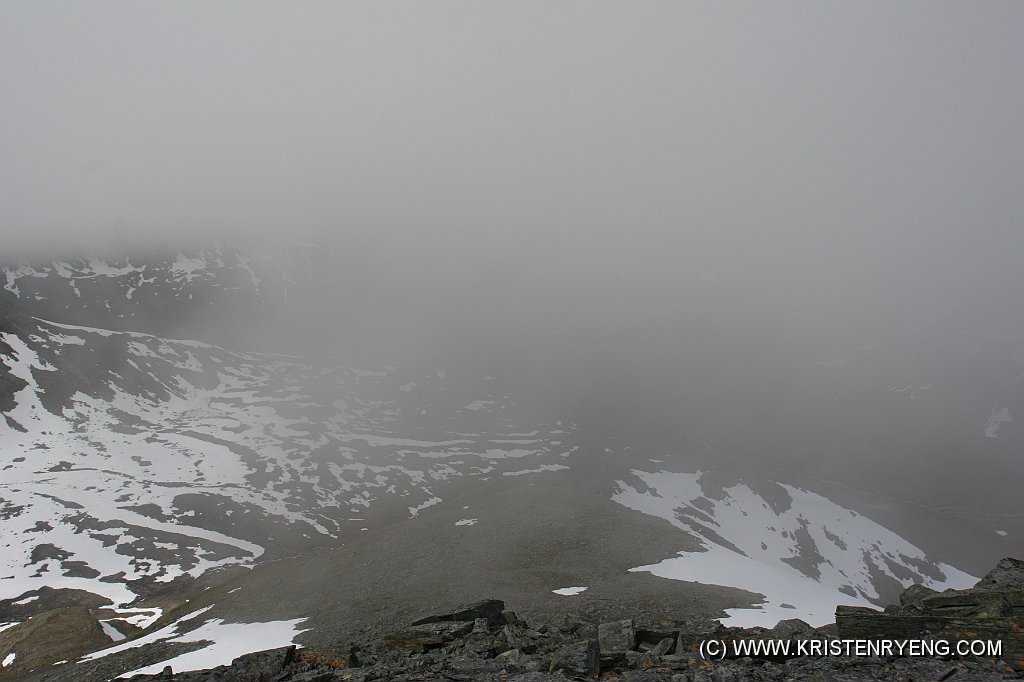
[
  {"left": 552, "top": 587, "right": 588, "bottom": 596},
  {"left": 409, "top": 497, "right": 442, "bottom": 517},
  {"left": 170, "top": 253, "right": 208, "bottom": 282},
  {"left": 1, "top": 315, "right": 582, "bottom": 608},
  {"left": 119, "top": 616, "right": 308, "bottom": 677},
  {"left": 454, "top": 518, "right": 478, "bottom": 526},
  {"left": 503, "top": 464, "right": 570, "bottom": 476},
  {"left": 984, "top": 407, "right": 1012, "bottom": 438},
  {"left": 83, "top": 605, "right": 307, "bottom": 677},
  {"left": 614, "top": 470, "right": 975, "bottom": 627},
  {"left": 100, "top": 621, "right": 126, "bottom": 642}
]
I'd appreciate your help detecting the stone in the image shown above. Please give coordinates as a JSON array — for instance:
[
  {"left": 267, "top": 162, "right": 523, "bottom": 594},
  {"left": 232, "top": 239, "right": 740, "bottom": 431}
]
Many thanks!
[
  {"left": 598, "top": 619, "right": 637, "bottom": 653},
  {"left": 503, "top": 623, "right": 535, "bottom": 653},
  {"left": 222, "top": 645, "right": 294, "bottom": 680},
  {"left": 553, "top": 638, "right": 600, "bottom": 678},
  {"left": 496, "top": 647, "right": 529, "bottom": 669},
  {"left": 567, "top": 609, "right": 600, "bottom": 640},
  {"left": 636, "top": 625, "right": 680, "bottom": 647},
  {"left": 836, "top": 567, "right": 1024, "bottom": 671},
  {"left": 768, "top": 617, "right": 813, "bottom": 639},
  {"left": 410, "top": 598, "right": 505, "bottom": 626},
  {"left": 650, "top": 636, "right": 675, "bottom": 656},
  {"left": 385, "top": 621, "right": 474, "bottom": 653},
  {"left": 974, "top": 557, "right": 1024, "bottom": 591},
  {"left": 898, "top": 583, "right": 937, "bottom": 612}
]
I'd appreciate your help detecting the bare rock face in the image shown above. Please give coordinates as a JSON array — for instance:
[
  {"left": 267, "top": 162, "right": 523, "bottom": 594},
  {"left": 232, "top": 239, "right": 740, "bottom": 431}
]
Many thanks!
[
  {"left": 974, "top": 557, "right": 1024, "bottom": 592},
  {"left": 836, "top": 556, "right": 1024, "bottom": 670}
]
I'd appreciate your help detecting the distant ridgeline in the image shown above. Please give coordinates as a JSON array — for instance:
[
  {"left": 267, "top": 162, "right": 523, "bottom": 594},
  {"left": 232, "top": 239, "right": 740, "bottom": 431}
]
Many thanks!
[{"left": 0, "top": 241, "right": 360, "bottom": 351}]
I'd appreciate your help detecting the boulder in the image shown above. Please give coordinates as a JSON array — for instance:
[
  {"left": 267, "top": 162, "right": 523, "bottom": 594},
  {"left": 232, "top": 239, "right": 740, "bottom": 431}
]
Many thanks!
[
  {"left": 598, "top": 619, "right": 636, "bottom": 653},
  {"left": 650, "top": 637, "right": 675, "bottom": 656},
  {"left": 410, "top": 598, "right": 505, "bottom": 627},
  {"left": 221, "top": 646, "right": 295, "bottom": 680},
  {"left": 974, "top": 557, "right": 1024, "bottom": 591},
  {"left": 552, "top": 638, "right": 600, "bottom": 678},
  {"left": 897, "top": 583, "right": 937, "bottom": 612},
  {"left": 768, "top": 617, "right": 813, "bottom": 639}
]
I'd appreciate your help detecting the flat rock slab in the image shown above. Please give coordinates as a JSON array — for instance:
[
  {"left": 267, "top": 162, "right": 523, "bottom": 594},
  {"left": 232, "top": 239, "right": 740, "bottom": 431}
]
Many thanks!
[{"left": 411, "top": 598, "right": 506, "bottom": 626}]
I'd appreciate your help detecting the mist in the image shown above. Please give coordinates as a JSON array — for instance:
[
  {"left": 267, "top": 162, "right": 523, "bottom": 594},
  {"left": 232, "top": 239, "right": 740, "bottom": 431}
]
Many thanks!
[{"left": 2, "top": 2, "right": 1023, "bottom": 512}]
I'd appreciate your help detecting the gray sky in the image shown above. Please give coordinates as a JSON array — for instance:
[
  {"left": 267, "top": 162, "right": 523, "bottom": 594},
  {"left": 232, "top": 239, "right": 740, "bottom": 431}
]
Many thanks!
[
  {"left": 2, "top": 2, "right": 1023, "bottom": 545},
  {"left": 1, "top": 2, "right": 1022, "bottom": 350},
  {"left": 3, "top": 2, "right": 1021, "bottom": 251}
]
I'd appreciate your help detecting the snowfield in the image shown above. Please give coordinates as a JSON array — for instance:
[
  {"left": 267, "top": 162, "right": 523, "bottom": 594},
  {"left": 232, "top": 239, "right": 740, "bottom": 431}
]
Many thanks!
[
  {"left": 614, "top": 470, "right": 976, "bottom": 627},
  {"left": 0, "top": 312, "right": 581, "bottom": 609}
]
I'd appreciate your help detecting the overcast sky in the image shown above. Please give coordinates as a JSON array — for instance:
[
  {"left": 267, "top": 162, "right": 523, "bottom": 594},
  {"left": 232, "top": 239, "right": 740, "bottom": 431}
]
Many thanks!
[
  {"left": 2, "top": 3, "right": 1022, "bottom": 541},
  {"left": 1, "top": 2, "right": 1022, "bottom": 338}
]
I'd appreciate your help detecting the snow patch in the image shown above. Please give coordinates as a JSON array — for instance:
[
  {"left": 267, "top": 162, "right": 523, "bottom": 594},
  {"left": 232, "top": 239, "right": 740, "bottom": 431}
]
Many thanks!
[
  {"left": 984, "top": 407, "right": 1012, "bottom": 438},
  {"left": 100, "top": 621, "right": 126, "bottom": 642},
  {"left": 614, "top": 470, "right": 975, "bottom": 627},
  {"left": 119, "top": 617, "right": 308, "bottom": 677},
  {"left": 503, "top": 464, "right": 570, "bottom": 476},
  {"left": 409, "top": 497, "right": 442, "bottom": 518}
]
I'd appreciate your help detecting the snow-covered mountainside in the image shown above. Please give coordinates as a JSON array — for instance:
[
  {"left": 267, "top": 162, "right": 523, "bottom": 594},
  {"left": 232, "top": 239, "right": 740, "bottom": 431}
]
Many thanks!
[
  {"left": 0, "top": 305, "right": 579, "bottom": 615},
  {"left": 613, "top": 469, "right": 976, "bottom": 627},
  {"left": 0, "top": 247, "right": 1008, "bottom": 677}
]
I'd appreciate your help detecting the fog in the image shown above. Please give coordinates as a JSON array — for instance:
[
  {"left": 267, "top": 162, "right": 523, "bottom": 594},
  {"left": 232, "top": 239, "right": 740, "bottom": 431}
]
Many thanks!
[{"left": 2, "top": 2, "right": 1023, "bottom": 516}]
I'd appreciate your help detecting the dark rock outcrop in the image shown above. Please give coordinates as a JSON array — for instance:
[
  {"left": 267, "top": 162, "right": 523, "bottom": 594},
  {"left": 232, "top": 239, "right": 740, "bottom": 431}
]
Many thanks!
[
  {"left": 409, "top": 598, "right": 506, "bottom": 627},
  {"left": 836, "top": 556, "right": 1024, "bottom": 671}
]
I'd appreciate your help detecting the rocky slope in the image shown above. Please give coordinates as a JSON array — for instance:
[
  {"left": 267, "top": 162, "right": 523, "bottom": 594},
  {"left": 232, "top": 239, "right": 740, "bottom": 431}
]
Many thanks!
[
  {"left": 0, "top": 245, "right": 1017, "bottom": 680},
  {"left": 32, "top": 557, "right": 1022, "bottom": 681}
]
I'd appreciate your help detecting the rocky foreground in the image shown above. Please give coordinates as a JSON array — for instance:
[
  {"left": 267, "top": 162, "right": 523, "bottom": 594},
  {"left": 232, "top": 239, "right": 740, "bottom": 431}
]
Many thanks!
[{"left": 117, "top": 559, "right": 1024, "bottom": 681}]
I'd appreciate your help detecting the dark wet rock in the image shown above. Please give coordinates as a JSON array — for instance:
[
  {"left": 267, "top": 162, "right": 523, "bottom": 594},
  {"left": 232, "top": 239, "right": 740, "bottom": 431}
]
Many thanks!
[
  {"left": 220, "top": 646, "right": 295, "bottom": 680},
  {"left": 410, "top": 598, "right": 505, "bottom": 627}
]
